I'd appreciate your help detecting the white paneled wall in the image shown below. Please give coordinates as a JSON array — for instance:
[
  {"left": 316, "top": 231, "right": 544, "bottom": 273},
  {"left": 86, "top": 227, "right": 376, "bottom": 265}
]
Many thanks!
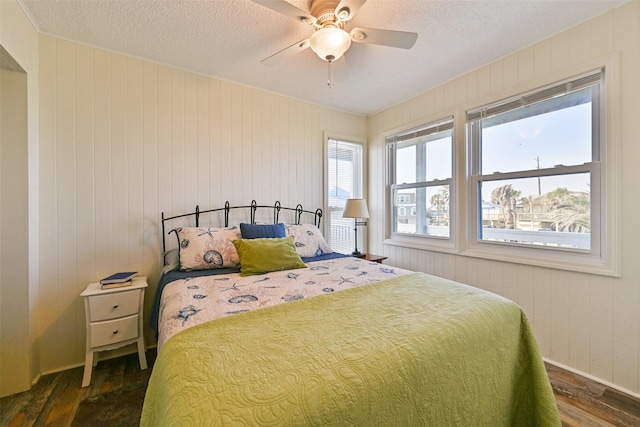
[
  {"left": 0, "top": 68, "right": 30, "bottom": 397},
  {"left": 37, "top": 36, "right": 366, "bottom": 373},
  {"left": 368, "top": 2, "right": 640, "bottom": 394},
  {"left": 1, "top": 0, "right": 41, "bottom": 397}
]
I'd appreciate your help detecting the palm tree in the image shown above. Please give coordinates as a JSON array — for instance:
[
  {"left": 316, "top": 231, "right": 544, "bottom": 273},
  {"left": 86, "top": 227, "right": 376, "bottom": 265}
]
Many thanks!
[
  {"left": 491, "top": 184, "right": 519, "bottom": 229},
  {"left": 429, "top": 187, "right": 449, "bottom": 225},
  {"left": 550, "top": 191, "right": 590, "bottom": 232},
  {"left": 544, "top": 188, "right": 571, "bottom": 212}
]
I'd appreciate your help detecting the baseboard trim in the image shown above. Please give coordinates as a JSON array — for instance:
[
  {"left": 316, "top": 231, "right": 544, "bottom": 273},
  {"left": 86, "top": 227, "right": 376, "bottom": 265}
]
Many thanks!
[
  {"left": 39, "top": 343, "right": 157, "bottom": 378},
  {"left": 30, "top": 373, "right": 41, "bottom": 387},
  {"left": 543, "top": 357, "right": 640, "bottom": 400}
]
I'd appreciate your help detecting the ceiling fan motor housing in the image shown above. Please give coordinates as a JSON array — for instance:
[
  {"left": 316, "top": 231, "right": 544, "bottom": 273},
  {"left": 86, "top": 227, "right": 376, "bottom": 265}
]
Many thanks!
[{"left": 310, "top": 0, "right": 346, "bottom": 24}]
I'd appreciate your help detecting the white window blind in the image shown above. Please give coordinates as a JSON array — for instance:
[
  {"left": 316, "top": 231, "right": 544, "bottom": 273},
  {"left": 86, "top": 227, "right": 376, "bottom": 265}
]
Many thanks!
[{"left": 327, "top": 138, "right": 363, "bottom": 254}]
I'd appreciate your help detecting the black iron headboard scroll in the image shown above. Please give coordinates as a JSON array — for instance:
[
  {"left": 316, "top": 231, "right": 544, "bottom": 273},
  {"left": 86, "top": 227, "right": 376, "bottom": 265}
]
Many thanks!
[{"left": 161, "top": 201, "right": 323, "bottom": 256}]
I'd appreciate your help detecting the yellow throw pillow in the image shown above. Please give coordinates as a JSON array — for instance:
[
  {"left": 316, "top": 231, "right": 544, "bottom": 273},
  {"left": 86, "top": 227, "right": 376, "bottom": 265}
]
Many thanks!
[{"left": 233, "top": 236, "right": 307, "bottom": 276}]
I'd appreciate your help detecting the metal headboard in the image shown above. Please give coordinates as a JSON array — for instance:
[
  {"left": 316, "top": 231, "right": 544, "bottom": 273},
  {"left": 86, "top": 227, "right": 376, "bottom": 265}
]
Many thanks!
[{"left": 161, "top": 200, "right": 323, "bottom": 255}]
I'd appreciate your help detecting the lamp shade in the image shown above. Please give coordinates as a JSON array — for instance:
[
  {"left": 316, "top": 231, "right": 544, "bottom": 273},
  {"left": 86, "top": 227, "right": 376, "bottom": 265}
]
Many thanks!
[
  {"left": 309, "top": 27, "right": 351, "bottom": 62},
  {"left": 343, "top": 199, "right": 369, "bottom": 219}
]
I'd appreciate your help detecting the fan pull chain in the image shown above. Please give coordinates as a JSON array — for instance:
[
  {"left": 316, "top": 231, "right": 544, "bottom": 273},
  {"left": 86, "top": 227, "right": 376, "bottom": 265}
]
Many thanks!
[{"left": 327, "top": 60, "right": 332, "bottom": 89}]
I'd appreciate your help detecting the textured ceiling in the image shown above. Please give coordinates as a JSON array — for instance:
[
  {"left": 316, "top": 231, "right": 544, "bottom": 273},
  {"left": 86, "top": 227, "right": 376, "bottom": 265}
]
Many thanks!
[{"left": 19, "top": 0, "right": 630, "bottom": 116}]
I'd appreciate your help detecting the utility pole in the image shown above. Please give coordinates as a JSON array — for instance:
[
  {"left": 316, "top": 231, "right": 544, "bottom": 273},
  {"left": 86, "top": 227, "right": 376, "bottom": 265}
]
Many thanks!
[{"left": 535, "top": 156, "right": 541, "bottom": 195}]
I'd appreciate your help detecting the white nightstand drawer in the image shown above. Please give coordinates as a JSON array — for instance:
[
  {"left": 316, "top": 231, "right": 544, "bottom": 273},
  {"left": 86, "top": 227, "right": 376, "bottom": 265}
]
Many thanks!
[
  {"left": 88, "top": 289, "right": 140, "bottom": 321},
  {"left": 89, "top": 314, "right": 139, "bottom": 347},
  {"left": 81, "top": 277, "right": 148, "bottom": 387}
]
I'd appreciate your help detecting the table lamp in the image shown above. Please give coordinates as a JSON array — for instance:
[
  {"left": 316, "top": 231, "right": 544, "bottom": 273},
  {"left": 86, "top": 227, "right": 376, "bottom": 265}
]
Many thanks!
[{"left": 342, "top": 198, "right": 369, "bottom": 257}]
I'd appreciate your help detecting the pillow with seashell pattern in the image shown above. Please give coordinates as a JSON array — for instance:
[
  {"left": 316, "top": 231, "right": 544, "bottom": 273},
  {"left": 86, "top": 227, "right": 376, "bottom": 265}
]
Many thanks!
[
  {"left": 172, "top": 226, "right": 241, "bottom": 271},
  {"left": 284, "top": 223, "right": 333, "bottom": 258}
]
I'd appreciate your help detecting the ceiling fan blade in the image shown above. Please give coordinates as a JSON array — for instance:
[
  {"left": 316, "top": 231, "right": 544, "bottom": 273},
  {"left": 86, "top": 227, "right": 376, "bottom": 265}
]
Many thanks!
[
  {"left": 350, "top": 27, "right": 418, "bottom": 49},
  {"left": 251, "top": 0, "right": 317, "bottom": 26},
  {"left": 261, "top": 38, "right": 310, "bottom": 67},
  {"left": 334, "top": 0, "right": 367, "bottom": 22}
]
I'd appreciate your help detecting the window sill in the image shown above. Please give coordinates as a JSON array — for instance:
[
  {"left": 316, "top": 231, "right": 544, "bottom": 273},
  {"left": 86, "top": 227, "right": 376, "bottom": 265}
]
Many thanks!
[
  {"left": 383, "top": 234, "right": 457, "bottom": 254},
  {"left": 384, "top": 236, "right": 619, "bottom": 277},
  {"left": 461, "top": 244, "right": 618, "bottom": 277}
]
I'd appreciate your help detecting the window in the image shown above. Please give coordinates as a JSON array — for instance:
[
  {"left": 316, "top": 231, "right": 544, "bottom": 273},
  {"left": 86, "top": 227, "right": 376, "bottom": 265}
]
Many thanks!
[
  {"left": 387, "top": 117, "right": 453, "bottom": 238},
  {"left": 326, "top": 137, "right": 364, "bottom": 254},
  {"left": 467, "top": 70, "right": 604, "bottom": 256}
]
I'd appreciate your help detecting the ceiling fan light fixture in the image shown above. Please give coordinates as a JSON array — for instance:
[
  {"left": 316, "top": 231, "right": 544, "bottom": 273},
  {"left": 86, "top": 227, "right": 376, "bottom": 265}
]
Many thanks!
[{"left": 309, "top": 27, "right": 351, "bottom": 61}]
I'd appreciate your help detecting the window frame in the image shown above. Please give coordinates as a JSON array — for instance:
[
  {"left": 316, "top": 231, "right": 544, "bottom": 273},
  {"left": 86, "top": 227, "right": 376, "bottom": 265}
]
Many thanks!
[
  {"left": 462, "top": 65, "right": 619, "bottom": 276},
  {"left": 379, "top": 58, "right": 619, "bottom": 276},
  {"left": 384, "top": 115, "right": 457, "bottom": 250},
  {"left": 324, "top": 133, "right": 366, "bottom": 254}
]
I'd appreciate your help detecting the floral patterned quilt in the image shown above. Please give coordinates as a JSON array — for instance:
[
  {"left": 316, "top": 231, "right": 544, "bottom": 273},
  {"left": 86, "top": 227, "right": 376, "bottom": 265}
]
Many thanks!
[{"left": 155, "top": 256, "right": 412, "bottom": 349}]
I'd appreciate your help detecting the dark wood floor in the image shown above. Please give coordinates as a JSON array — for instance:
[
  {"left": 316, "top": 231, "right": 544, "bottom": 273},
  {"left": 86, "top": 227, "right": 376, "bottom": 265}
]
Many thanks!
[
  {"left": 546, "top": 362, "right": 640, "bottom": 427},
  {"left": 2, "top": 348, "right": 639, "bottom": 426},
  {"left": 1, "top": 349, "right": 156, "bottom": 427}
]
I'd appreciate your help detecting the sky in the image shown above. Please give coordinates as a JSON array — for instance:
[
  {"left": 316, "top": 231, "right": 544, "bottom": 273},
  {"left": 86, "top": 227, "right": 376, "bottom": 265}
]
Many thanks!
[{"left": 396, "top": 101, "right": 592, "bottom": 201}]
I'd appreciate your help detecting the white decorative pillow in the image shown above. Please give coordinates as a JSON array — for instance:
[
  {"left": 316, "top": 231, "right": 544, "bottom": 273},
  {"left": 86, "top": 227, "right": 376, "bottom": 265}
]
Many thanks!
[
  {"left": 285, "top": 224, "right": 332, "bottom": 258},
  {"left": 162, "top": 248, "right": 180, "bottom": 275},
  {"left": 172, "top": 226, "right": 241, "bottom": 271}
]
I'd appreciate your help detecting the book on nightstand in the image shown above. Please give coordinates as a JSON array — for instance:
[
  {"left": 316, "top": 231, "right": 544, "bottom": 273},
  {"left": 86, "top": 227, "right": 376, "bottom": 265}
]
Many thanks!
[
  {"left": 100, "top": 271, "right": 138, "bottom": 288},
  {"left": 101, "top": 280, "right": 133, "bottom": 290}
]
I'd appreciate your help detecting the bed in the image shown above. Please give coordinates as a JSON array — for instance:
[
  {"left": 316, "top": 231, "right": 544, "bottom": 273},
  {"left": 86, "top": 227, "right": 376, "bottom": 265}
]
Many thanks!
[{"left": 141, "top": 201, "right": 561, "bottom": 426}]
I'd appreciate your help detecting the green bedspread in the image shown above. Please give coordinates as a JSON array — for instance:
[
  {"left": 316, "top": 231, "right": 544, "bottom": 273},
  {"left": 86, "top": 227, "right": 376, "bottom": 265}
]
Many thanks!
[{"left": 141, "top": 272, "right": 560, "bottom": 426}]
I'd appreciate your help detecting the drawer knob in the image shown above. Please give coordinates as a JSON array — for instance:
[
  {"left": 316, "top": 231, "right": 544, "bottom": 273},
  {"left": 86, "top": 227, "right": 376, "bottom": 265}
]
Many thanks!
[
  {"left": 112, "top": 330, "right": 119, "bottom": 335},
  {"left": 113, "top": 304, "right": 119, "bottom": 309}
]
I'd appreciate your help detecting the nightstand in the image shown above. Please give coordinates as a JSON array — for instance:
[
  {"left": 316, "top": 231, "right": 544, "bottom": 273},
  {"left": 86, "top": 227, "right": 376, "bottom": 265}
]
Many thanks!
[
  {"left": 359, "top": 254, "right": 388, "bottom": 264},
  {"left": 80, "top": 276, "right": 148, "bottom": 387}
]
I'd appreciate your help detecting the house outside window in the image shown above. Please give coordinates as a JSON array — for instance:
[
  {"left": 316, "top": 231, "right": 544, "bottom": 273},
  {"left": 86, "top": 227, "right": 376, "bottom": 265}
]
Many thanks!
[
  {"left": 467, "top": 69, "right": 604, "bottom": 257},
  {"left": 387, "top": 117, "right": 453, "bottom": 239},
  {"left": 326, "top": 136, "right": 364, "bottom": 254}
]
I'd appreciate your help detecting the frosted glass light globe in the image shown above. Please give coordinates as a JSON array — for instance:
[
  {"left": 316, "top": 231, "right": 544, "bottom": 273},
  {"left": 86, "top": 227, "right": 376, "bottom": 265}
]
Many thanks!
[{"left": 310, "top": 27, "right": 351, "bottom": 61}]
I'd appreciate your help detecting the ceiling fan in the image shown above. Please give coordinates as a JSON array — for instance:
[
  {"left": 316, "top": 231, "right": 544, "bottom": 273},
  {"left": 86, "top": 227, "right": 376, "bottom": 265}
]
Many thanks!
[{"left": 252, "top": 0, "right": 418, "bottom": 70}]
